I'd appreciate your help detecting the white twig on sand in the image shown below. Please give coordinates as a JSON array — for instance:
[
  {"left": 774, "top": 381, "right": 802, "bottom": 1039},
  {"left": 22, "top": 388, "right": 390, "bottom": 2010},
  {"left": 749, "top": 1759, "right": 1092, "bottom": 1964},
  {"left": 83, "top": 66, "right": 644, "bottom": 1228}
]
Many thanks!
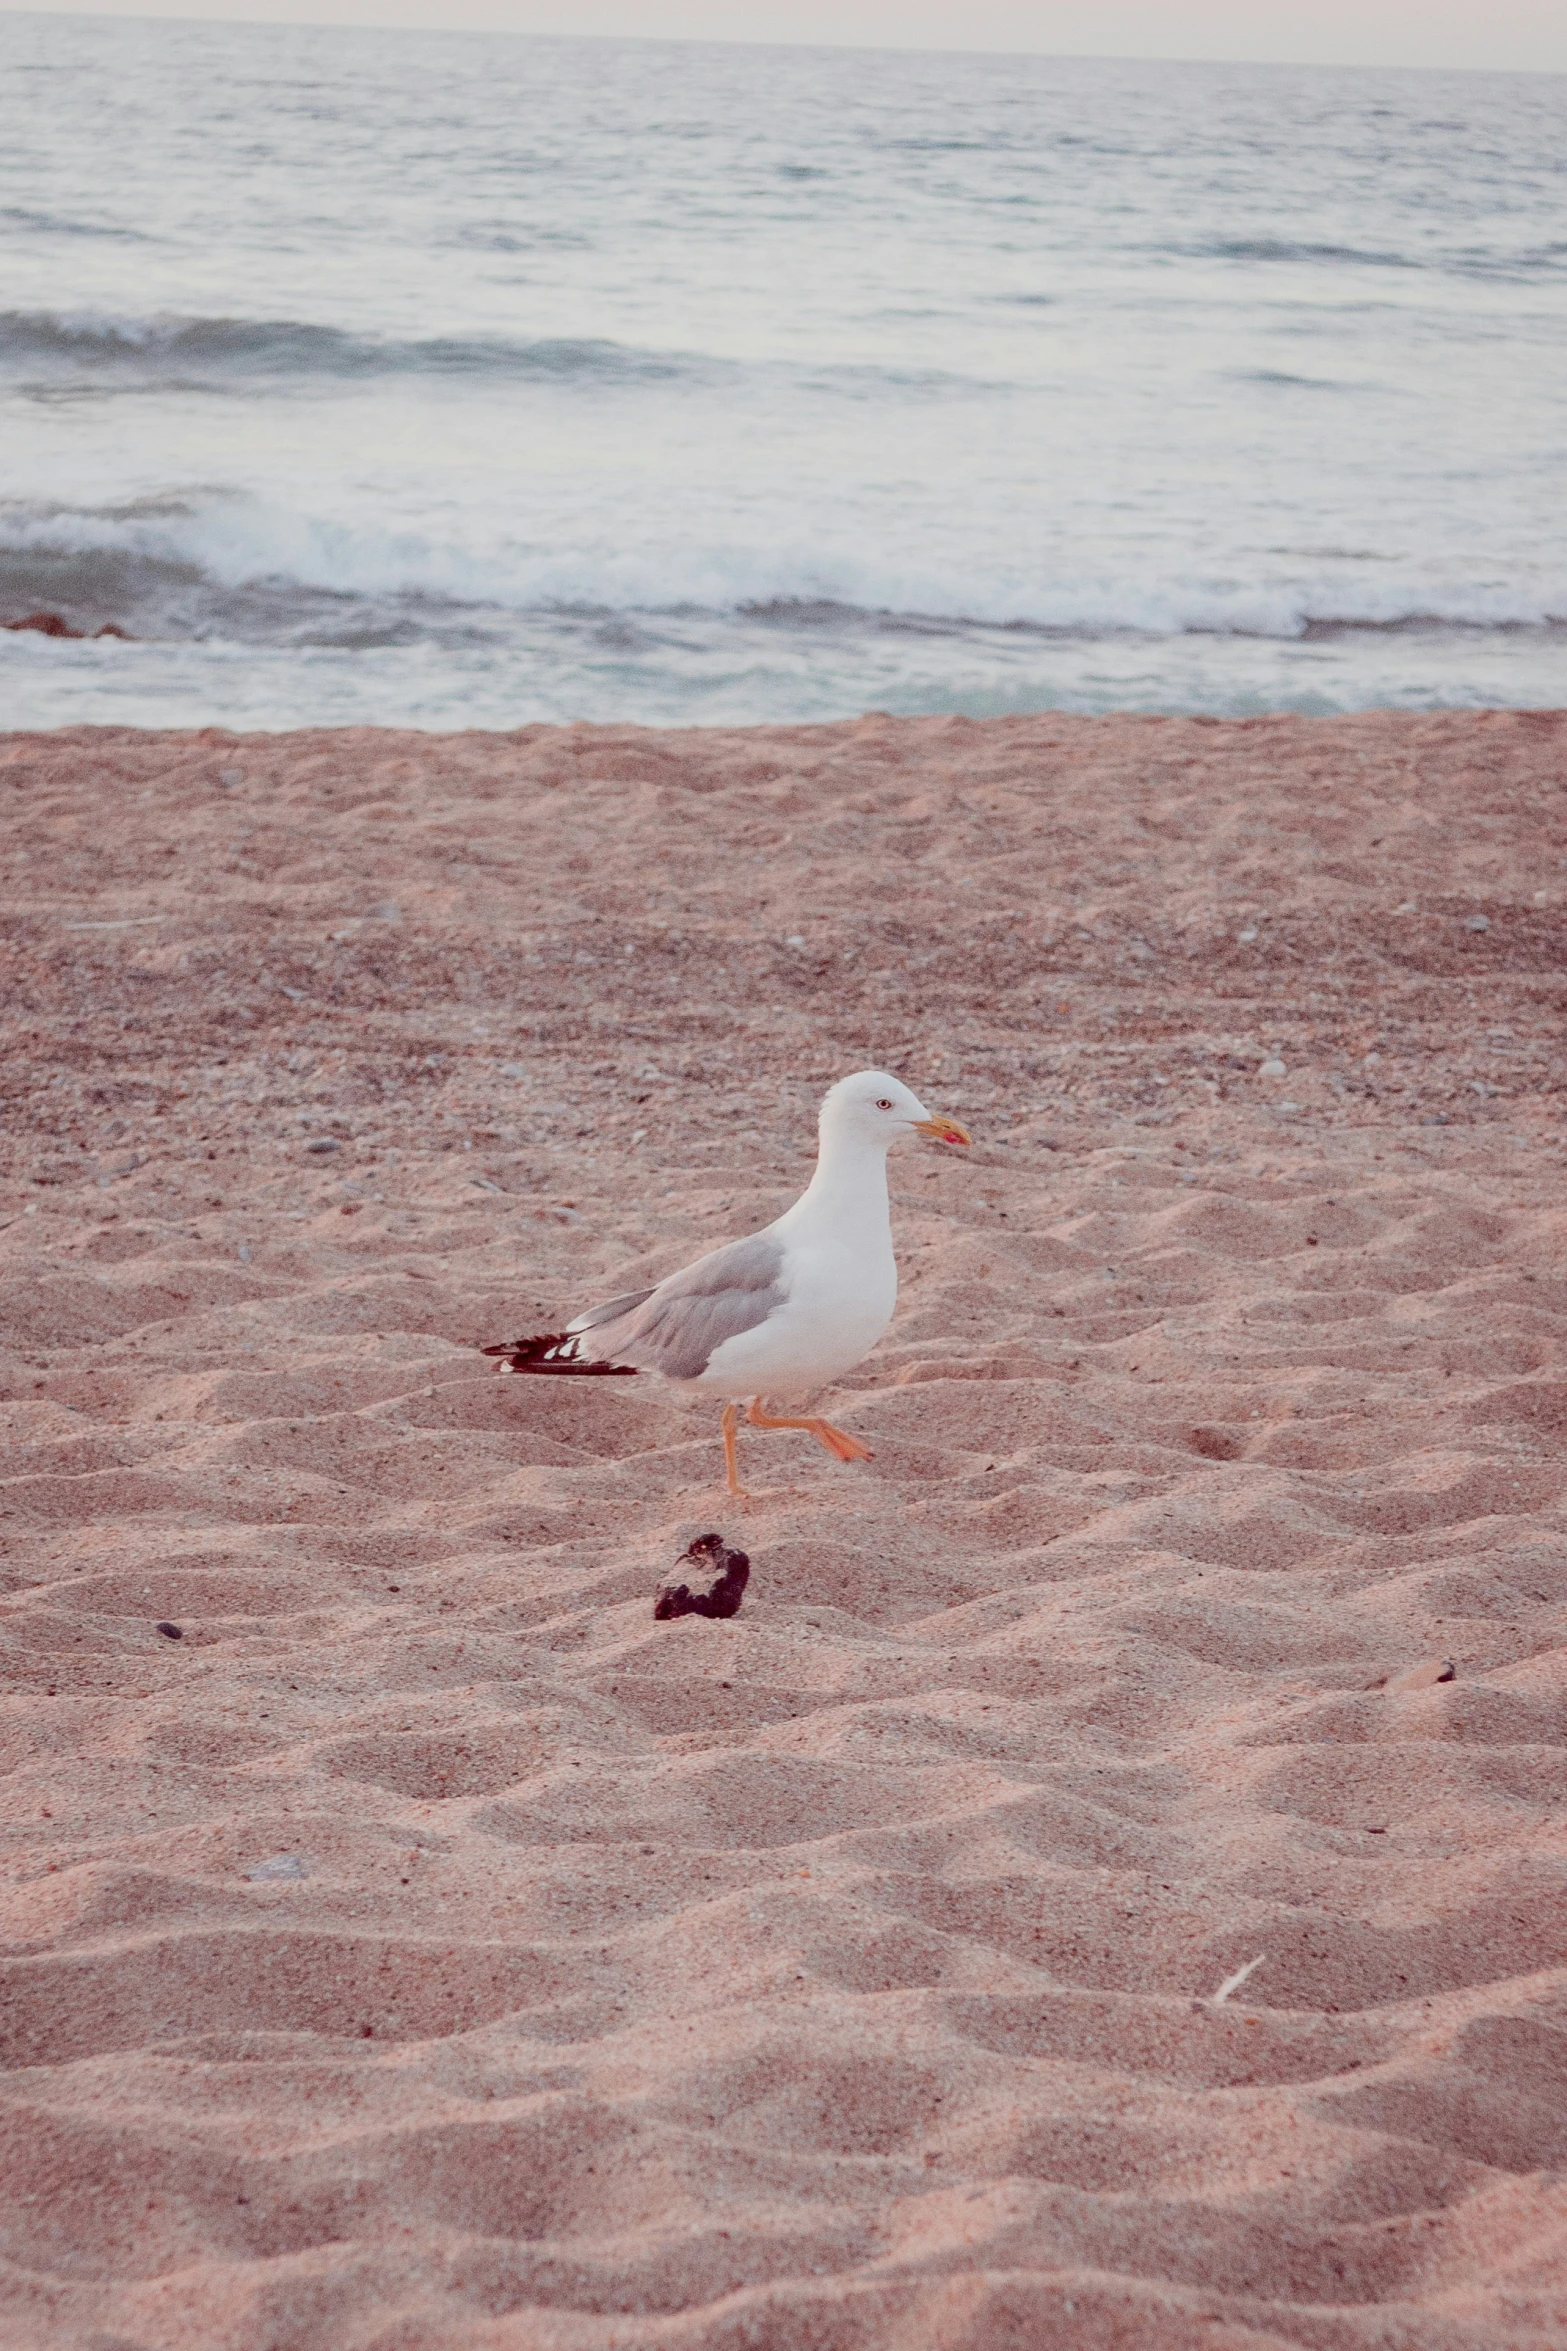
[{"left": 1211, "top": 1953, "right": 1266, "bottom": 2006}]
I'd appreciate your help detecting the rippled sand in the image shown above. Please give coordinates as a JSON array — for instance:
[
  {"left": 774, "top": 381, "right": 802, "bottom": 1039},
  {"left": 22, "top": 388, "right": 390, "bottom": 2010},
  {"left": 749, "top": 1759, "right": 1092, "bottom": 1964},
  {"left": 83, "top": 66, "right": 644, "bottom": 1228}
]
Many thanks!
[{"left": 2, "top": 712, "right": 1564, "bottom": 2348}]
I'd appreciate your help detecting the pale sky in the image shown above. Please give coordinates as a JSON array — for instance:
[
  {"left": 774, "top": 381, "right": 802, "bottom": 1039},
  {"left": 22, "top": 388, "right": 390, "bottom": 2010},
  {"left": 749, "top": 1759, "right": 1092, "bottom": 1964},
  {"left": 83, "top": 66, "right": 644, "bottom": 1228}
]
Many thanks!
[{"left": 7, "top": 0, "right": 1567, "bottom": 72}]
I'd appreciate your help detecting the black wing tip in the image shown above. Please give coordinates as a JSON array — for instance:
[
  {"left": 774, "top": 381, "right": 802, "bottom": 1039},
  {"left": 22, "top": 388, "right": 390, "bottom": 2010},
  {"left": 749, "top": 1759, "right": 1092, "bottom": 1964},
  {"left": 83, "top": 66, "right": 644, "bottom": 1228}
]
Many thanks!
[{"left": 480, "top": 1332, "right": 638, "bottom": 1377}]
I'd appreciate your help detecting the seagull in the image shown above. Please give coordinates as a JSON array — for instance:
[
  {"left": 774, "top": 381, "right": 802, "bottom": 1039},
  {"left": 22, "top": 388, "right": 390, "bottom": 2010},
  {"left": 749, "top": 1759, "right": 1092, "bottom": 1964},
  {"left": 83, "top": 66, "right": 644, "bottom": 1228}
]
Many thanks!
[{"left": 482, "top": 1069, "right": 970, "bottom": 1498}]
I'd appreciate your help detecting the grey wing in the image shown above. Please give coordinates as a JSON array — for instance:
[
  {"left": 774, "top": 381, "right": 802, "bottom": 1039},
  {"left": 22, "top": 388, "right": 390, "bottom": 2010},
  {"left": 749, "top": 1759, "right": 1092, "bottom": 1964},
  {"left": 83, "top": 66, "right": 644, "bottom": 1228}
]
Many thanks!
[
  {"left": 574, "top": 1233, "right": 787, "bottom": 1381},
  {"left": 567, "top": 1285, "right": 658, "bottom": 1335}
]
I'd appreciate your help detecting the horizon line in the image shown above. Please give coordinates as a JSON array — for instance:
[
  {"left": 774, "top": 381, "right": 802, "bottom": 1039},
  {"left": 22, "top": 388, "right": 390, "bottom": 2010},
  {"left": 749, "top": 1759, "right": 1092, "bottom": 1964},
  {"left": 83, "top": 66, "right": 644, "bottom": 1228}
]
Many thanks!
[{"left": 4, "top": 7, "right": 1565, "bottom": 79}]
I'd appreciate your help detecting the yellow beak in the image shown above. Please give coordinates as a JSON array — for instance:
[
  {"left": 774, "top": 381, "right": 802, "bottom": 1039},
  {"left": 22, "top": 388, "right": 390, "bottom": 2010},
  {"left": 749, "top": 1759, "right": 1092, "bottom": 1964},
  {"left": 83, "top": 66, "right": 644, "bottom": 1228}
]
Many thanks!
[{"left": 913, "top": 1113, "right": 972, "bottom": 1147}]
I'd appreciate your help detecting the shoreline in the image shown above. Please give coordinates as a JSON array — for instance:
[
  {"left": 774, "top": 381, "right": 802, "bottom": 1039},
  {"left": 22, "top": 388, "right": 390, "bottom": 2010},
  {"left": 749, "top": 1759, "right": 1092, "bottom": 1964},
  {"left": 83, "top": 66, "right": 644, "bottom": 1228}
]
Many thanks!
[{"left": 3, "top": 708, "right": 1564, "bottom": 2348}]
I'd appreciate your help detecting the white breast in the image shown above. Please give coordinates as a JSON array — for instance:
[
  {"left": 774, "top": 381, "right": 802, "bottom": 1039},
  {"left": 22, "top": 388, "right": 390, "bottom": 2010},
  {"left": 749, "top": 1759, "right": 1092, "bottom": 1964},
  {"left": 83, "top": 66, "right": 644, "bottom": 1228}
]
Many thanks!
[
  {"left": 684, "top": 1114, "right": 905, "bottom": 1401},
  {"left": 698, "top": 1226, "right": 896, "bottom": 1398}
]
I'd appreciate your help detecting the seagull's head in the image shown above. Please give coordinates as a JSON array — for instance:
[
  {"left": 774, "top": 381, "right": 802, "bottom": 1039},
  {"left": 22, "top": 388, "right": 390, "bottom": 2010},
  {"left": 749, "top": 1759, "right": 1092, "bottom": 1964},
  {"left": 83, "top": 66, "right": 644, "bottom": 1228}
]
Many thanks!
[{"left": 820, "top": 1069, "right": 972, "bottom": 1153}]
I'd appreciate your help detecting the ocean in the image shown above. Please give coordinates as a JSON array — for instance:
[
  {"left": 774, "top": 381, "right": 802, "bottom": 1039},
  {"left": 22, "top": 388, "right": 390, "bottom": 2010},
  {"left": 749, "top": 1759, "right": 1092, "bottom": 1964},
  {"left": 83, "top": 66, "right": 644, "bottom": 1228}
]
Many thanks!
[{"left": 1, "top": 15, "right": 1563, "bottom": 729}]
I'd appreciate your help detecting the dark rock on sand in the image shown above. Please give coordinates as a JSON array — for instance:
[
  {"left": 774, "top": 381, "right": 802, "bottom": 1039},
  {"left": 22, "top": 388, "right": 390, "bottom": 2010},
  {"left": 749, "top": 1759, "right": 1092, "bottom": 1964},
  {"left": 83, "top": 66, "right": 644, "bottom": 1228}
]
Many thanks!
[
  {"left": 3, "top": 611, "right": 132, "bottom": 638},
  {"left": 654, "top": 1533, "right": 750, "bottom": 1621}
]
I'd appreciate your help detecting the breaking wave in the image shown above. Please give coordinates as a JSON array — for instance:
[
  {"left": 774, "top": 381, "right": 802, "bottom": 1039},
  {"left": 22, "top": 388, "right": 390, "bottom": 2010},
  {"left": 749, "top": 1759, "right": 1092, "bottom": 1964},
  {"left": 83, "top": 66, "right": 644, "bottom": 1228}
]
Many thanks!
[
  {"left": 3, "top": 492, "right": 1564, "bottom": 647},
  {"left": 0, "top": 310, "right": 705, "bottom": 385}
]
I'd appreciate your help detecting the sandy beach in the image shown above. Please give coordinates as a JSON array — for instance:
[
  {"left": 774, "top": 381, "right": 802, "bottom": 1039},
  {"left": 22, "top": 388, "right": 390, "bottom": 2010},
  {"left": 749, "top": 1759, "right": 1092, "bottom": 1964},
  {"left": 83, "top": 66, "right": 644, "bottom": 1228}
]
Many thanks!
[{"left": 2, "top": 709, "right": 1564, "bottom": 2349}]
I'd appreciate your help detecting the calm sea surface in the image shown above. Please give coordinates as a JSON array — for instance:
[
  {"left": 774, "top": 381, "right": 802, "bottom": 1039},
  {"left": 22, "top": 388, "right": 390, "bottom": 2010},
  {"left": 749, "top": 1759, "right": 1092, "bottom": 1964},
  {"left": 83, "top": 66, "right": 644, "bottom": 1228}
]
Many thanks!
[{"left": 1, "top": 17, "right": 1563, "bottom": 727}]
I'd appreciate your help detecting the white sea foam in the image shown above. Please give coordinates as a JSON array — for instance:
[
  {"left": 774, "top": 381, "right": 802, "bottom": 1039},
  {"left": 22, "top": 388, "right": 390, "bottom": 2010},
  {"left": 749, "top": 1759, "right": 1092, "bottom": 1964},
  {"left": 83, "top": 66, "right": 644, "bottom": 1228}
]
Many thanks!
[{"left": 4, "top": 491, "right": 1561, "bottom": 640}]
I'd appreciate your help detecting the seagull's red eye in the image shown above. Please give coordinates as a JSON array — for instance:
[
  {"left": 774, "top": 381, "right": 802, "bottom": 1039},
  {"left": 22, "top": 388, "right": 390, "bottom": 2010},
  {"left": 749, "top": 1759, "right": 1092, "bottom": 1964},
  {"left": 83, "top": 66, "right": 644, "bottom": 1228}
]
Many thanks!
[{"left": 876, "top": 1098, "right": 894, "bottom": 1110}]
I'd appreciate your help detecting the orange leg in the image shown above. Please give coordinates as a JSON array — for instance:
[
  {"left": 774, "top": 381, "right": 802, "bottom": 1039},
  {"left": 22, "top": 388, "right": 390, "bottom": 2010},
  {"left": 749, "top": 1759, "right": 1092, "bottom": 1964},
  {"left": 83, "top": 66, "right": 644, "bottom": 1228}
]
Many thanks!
[
  {"left": 745, "top": 1395, "right": 873, "bottom": 1464},
  {"left": 720, "top": 1400, "right": 749, "bottom": 1502}
]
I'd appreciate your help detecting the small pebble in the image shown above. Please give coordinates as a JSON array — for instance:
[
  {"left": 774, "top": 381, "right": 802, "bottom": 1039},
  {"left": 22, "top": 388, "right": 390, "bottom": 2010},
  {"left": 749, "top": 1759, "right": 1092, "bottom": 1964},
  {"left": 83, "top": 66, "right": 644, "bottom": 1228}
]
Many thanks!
[
  {"left": 1386, "top": 1659, "right": 1455, "bottom": 1694},
  {"left": 1258, "top": 1057, "right": 1287, "bottom": 1080},
  {"left": 306, "top": 1137, "right": 340, "bottom": 1154},
  {"left": 1464, "top": 915, "right": 1491, "bottom": 932},
  {"left": 248, "top": 1853, "right": 310, "bottom": 1881},
  {"left": 155, "top": 1620, "right": 183, "bottom": 1640}
]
